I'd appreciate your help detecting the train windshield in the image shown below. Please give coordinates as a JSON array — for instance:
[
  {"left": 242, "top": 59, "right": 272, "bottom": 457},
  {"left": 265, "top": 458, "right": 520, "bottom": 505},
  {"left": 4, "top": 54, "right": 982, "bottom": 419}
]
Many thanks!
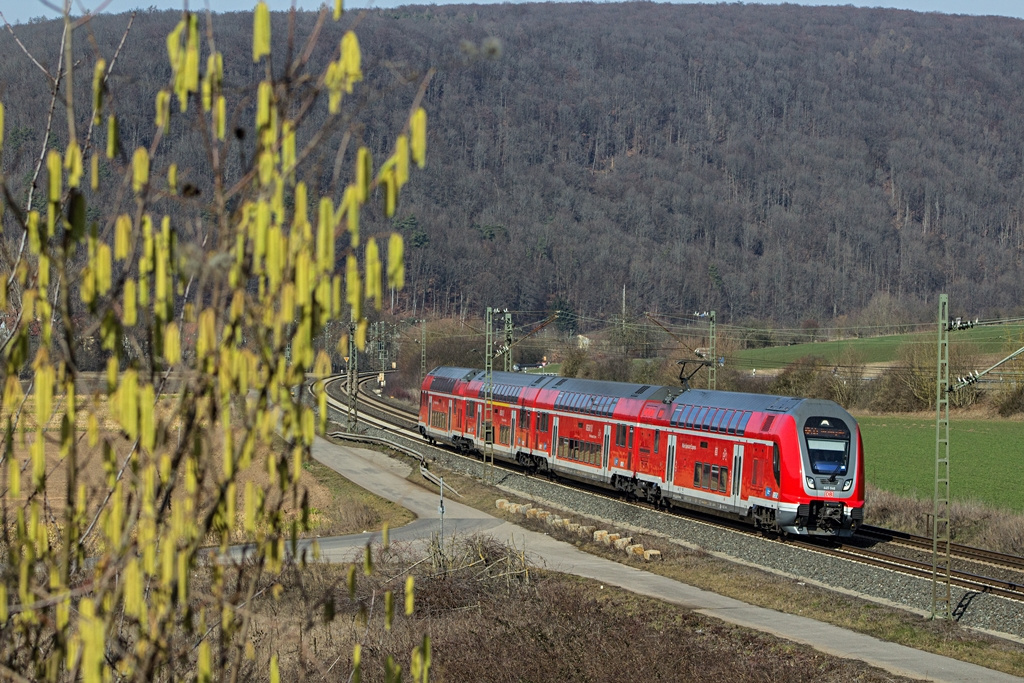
[{"left": 803, "top": 417, "right": 851, "bottom": 476}]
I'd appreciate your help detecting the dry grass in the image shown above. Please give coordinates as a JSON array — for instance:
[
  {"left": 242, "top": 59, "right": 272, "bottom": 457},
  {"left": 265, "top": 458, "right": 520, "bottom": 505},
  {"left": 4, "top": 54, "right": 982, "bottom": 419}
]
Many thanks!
[
  {"left": 213, "top": 538, "right": 913, "bottom": 682},
  {"left": 866, "top": 484, "right": 1024, "bottom": 554}
]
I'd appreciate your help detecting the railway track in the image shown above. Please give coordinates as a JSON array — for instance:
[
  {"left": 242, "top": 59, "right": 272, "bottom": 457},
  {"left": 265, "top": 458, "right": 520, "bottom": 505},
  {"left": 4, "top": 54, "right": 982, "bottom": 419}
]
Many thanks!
[{"left": 319, "top": 372, "right": 1024, "bottom": 604}]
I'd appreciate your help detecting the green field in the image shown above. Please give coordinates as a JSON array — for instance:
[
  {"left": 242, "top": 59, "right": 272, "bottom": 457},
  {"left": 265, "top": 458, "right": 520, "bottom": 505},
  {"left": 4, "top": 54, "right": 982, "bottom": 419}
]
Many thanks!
[
  {"left": 731, "top": 324, "right": 1024, "bottom": 369},
  {"left": 858, "top": 415, "right": 1024, "bottom": 512}
]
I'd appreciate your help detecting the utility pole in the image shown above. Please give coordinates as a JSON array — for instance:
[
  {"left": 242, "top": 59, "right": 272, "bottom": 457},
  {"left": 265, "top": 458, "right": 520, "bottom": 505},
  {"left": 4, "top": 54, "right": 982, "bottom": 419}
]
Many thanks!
[
  {"left": 484, "top": 307, "right": 495, "bottom": 481},
  {"left": 420, "top": 319, "right": 427, "bottom": 383},
  {"left": 932, "top": 294, "right": 951, "bottom": 620},
  {"left": 504, "top": 310, "right": 513, "bottom": 372},
  {"left": 708, "top": 310, "right": 717, "bottom": 391}
]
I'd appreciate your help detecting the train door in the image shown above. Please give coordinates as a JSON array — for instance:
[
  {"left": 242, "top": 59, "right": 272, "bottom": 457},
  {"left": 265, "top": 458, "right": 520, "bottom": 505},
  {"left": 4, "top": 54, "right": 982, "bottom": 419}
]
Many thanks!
[
  {"left": 666, "top": 435, "right": 677, "bottom": 487},
  {"left": 510, "top": 412, "right": 517, "bottom": 449},
  {"left": 552, "top": 417, "right": 559, "bottom": 460},
  {"left": 447, "top": 400, "right": 453, "bottom": 436},
  {"left": 476, "top": 410, "right": 481, "bottom": 443},
  {"left": 602, "top": 425, "right": 611, "bottom": 469},
  {"left": 729, "top": 444, "right": 744, "bottom": 509}
]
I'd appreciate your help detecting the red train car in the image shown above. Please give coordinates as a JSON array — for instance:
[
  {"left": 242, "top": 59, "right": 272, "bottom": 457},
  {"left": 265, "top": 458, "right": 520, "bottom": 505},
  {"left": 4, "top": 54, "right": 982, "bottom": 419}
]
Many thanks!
[{"left": 419, "top": 367, "right": 864, "bottom": 536}]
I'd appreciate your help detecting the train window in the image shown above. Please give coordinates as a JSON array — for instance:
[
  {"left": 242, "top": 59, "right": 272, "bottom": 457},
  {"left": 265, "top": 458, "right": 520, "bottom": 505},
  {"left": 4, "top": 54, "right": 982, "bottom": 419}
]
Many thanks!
[
  {"left": 466, "top": 401, "right": 475, "bottom": 418},
  {"left": 681, "top": 405, "right": 695, "bottom": 428},
  {"left": 610, "top": 398, "right": 620, "bottom": 415},
  {"left": 700, "top": 441, "right": 708, "bottom": 449},
  {"left": 616, "top": 425, "right": 627, "bottom": 447},
  {"left": 537, "top": 413, "right": 550, "bottom": 433},
  {"left": 703, "top": 463, "right": 712, "bottom": 488},
  {"left": 727, "top": 411, "right": 743, "bottom": 434},
  {"left": 719, "top": 467, "right": 728, "bottom": 493},
  {"left": 628, "top": 426, "right": 634, "bottom": 449},
  {"left": 702, "top": 409, "right": 717, "bottom": 430},
  {"left": 578, "top": 422, "right": 584, "bottom": 429},
  {"left": 710, "top": 466, "right": 719, "bottom": 491},
  {"left": 694, "top": 407, "right": 709, "bottom": 430},
  {"left": 694, "top": 462, "right": 702, "bottom": 488},
  {"left": 654, "top": 430, "right": 660, "bottom": 454},
  {"left": 670, "top": 406, "right": 683, "bottom": 426},
  {"left": 736, "top": 411, "right": 753, "bottom": 435},
  {"left": 499, "top": 425, "right": 512, "bottom": 444},
  {"left": 711, "top": 410, "right": 729, "bottom": 432},
  {"left": 521, "top": 406, "right": 530, "bottom": 427}
]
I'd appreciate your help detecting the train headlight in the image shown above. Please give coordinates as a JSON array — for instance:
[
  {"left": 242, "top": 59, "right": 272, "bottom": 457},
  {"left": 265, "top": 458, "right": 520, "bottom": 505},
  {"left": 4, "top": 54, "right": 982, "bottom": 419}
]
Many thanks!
[
  {"left": 805, "top": 477, "right": 815, "bottom": 489},
  {"left": 842, "top": 479, "right": 853, "bottom": 491}
]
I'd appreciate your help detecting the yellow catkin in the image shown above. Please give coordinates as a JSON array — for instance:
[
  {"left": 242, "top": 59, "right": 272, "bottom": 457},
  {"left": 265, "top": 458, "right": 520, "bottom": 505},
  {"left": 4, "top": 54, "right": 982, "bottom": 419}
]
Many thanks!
[
  {"left": 356, "top": 318, "right": 367, "bottom": 351},
  {"left": 107, "top": 114, "right": 119, "bottom": 159},
  {"left": 156, "top": 90, "right": 171, "bottom": 133},
  {"left": 121, "top": 278, "right": 136, "bottom": 326},
  {"left": 132, "top": 147, "right": 150, "bottom": 193},
  {"left": 345, "top": 255, "right": 361, "bottom": 321},
  {"left": 115, "top": 214, "right": 131, "bottom": 260},
  {"left": 168, "top": 163, "right": 177, "bottom": 194},
  {"left": 90, "top": 154, "right": 99, "bottom": 191},
  {"left": 341, "top": 31, "right": 362, "bottom": 92},
  {"left": 164, "top": 321, "right": 181, "bottom": 364},
  {"left": 405, "top": 575, "right": 415, "bottom": 615},
  {"left": 93, "top": 59, "right": 106, "bottom": 123},
  {"left": 395, "top": 135, "right": 409, "bottom": 188},
  {"left": 65, "top": 141, "right": 83, "bottom": 189},
  {"left": 411, "top": 107, "right": 427, "bottom": 168},
  {"left": 253, "top": 2, "right": 271, "bottom": 62},
  {"left": 257, "top": 80, "right": 273, "bottom": 130},
  {"left": 334, "top": 0, "right": 343, "bottom": 20},
  {"left": 365, "top": 238, "right": 382, "bottom": 310},
  {"left": 47, "top": 149, "right": 62, "bottom": 202},
  {"left": 215, "top": 95, "right": 226, "bottom": 140}
]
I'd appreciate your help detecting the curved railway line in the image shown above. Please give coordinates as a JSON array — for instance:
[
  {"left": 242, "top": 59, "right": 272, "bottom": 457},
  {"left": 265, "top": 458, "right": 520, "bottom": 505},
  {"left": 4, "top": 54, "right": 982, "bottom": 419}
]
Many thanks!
[{"left": 318, "top": 373, "right": 1024, "bottom": 605}]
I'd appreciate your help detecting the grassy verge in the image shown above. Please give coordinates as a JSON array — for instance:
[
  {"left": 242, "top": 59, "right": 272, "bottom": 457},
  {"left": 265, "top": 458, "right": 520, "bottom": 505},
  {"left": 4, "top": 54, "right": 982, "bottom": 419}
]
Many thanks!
[
  {"left": 403, "top": 462, "right": 1024, "bottom": 678},
  {"left": 301, "top": 456, "right": 415, "bottom": 536}
]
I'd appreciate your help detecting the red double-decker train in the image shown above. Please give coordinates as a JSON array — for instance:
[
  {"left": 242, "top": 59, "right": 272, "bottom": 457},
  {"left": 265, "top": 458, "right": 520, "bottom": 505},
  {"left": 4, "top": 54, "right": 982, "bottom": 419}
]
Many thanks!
[{"left": 419, "top": 366, "right": 864, "bottom": 536}]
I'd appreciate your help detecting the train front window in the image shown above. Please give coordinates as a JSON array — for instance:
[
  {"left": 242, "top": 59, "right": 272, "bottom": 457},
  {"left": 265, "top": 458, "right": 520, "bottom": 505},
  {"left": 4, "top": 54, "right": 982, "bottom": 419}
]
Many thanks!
[{"left": 803, "top": 417, "right": 851, "bottom": 476}]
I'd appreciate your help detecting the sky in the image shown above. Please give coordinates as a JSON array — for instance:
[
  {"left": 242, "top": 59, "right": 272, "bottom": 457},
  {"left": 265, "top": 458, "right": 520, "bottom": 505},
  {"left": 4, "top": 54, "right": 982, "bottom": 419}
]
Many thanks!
[{"left": 1, "top": 0, "right": 1022, "bottom": 25}]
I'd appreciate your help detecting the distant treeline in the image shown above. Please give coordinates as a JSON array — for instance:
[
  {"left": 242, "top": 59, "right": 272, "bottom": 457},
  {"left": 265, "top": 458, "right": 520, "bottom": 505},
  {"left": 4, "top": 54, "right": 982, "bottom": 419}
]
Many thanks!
[{"left": 3, "top": 2, "right": 1024, "bottom": 326}]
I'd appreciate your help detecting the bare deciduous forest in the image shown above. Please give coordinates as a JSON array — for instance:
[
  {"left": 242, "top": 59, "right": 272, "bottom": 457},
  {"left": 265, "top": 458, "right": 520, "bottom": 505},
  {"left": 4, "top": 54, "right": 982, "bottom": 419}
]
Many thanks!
[{"left": 5, "top": 3, "right": 1024, "bottom": 326}]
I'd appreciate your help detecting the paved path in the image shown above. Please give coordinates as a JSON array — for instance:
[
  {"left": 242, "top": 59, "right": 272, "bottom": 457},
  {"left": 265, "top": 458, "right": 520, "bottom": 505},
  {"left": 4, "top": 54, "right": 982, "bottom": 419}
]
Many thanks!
[{"left": 309, "top": 436, "right": 1022, "bottom": 683}]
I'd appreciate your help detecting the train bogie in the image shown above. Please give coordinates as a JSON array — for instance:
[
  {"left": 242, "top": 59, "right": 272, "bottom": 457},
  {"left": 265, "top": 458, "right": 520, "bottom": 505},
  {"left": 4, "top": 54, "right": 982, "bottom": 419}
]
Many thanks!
[{"left": 419, "top": 367, "right": 865, "bottom": 536}]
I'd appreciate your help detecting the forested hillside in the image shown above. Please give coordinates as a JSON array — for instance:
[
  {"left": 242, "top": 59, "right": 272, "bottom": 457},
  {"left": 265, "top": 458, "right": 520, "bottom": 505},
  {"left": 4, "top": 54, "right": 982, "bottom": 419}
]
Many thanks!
[{"left": 3, "top": 3, "right": 1024, "bottom": 326}]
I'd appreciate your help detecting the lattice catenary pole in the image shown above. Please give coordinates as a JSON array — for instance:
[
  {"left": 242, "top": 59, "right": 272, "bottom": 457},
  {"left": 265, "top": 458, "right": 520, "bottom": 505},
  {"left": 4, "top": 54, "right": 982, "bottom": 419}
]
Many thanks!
[{"left": 932, "top": 294, "right": 952, "bottom": 620}]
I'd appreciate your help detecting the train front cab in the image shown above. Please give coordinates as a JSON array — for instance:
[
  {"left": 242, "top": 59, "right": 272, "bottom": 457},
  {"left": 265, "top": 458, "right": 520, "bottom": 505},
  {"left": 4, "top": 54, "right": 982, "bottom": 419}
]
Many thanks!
[{"left": 774, "top": 404, "right": 864, "bottom": 537}]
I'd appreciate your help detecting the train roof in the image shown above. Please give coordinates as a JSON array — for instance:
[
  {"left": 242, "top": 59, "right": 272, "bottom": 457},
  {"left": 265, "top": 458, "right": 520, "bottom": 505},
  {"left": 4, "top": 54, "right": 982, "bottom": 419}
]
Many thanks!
[
  {"left": 427, "top": 366, "right": 821, "bottom": 415},
  {"left": 427, "top": 366, "right": 673, "bottom": 400}
]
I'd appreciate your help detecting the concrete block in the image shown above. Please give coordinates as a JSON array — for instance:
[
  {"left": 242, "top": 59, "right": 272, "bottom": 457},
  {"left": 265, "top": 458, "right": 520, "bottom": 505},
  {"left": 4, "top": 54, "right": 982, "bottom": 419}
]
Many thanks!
[
  {"left": 526, "top": 508, "right": 540, "bottom": 519},
  {"left": 613, "top": 537, "right": 633, "bottom": 550},
  {"left": 625, "top": 544, "right": 645, "bottom": 556},
  {"left": 578, "top": 526, "right": 595, "bottom": 538},
  {"left": 519, "top": 503, "right": 533, "bottom": 513},
  {"left": 536, "top": 511, "right": 551, "bottom": 521},
  {"left": 593, "top": 530, "right": 608, "bottom": 543},
  {"left": 496, "top": 499, "right": 509, "bottom": 510},
  {"left": 605, "top": 533, "right": 621, "bottom": 545},
  {"left": 566, "top": 523, "right": 580, "bottom": 532},
  {"left": 643, "top": 549, "right": 662, "bottom": 561}
]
